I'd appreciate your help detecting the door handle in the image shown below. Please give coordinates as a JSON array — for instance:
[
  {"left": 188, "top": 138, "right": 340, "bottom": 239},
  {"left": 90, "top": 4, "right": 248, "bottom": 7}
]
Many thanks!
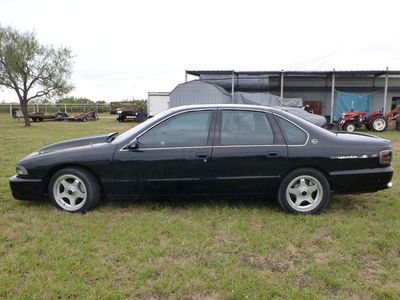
[
  {"left": 196, "top": 152, "right": 208, "bottom": 162},
  {"left": 267, "top": 152, "right": 278, "bottom": 157}
]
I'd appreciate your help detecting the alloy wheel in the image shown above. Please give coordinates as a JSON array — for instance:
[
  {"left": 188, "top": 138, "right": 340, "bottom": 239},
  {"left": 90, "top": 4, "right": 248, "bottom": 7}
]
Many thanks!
[
  {"left": 285, "top": 175, "right": 323, "bottom": 213},
  {"left": 53, "top": 174, "right": 87, "bottom": 211}
]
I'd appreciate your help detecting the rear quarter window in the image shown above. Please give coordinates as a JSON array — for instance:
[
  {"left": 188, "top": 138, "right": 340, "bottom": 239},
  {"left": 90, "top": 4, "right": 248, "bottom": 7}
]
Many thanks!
[{"left": 276, "top": 116, "right": 308, "bottom": 145}]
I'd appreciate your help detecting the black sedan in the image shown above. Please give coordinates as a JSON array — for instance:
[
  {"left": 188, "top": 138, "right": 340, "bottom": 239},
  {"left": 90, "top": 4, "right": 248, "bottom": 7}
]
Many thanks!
[{"left": 9, "top": 104, "right": 393, "bottom": 214}]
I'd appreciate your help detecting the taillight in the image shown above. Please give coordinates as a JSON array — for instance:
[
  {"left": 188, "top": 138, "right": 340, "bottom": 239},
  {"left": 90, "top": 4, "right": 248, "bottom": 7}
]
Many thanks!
[{"left": 379, "top": 150, "right": 392, "bottom": 165}]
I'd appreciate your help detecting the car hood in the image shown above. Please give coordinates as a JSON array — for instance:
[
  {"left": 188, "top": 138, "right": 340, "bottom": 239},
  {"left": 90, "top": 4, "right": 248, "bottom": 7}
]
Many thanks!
[{"left": 37, "top": 132, "right": 117, "bottom": 154}]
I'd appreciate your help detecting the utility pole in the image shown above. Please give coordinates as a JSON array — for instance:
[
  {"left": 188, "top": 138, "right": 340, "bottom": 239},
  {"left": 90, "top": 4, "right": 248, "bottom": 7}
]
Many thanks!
[{"left": 330, "top": 68, "right": 336, "bottom": 124}]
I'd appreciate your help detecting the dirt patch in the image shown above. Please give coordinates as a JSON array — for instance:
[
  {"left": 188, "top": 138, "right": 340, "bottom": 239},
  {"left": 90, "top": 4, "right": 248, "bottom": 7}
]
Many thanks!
[
  {"left": 152, "top": 253, "right": 191, "bottom": 271},
  {"left": 266, "top": 256, "right": 291, "bottom": 274},
  {"left": 291, "top": 276, "right": 312, "bottom": 288},
  {"left": 183, "top": 290, "right": 222, "bottom": 300},
  {"left": 240, "top": 253, "right": 266, "bottom": 270},
  {"left": 131, "top": 293, "right": 164, "bottom": 300},
  {"left": 357, "top": 255, "right": 384, "bottom": 286},
  {"left": 213, "top": 230, "right": 236, "bottom": 246}
]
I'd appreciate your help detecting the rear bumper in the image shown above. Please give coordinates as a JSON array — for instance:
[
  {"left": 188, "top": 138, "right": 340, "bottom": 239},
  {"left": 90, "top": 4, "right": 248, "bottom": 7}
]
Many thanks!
[
  {"left": 9, "top": 175, "right": 44, "bottom": 201},
  {"left": 330, "top": 166, "right": 393, "bottom": 194}
]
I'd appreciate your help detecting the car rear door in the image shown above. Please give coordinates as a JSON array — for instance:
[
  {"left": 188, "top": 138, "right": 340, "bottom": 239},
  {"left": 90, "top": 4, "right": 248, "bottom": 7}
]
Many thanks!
[
  {"left": 111, "top": 109, "right": 217, "bottom": 196},
  {"left": 210, "top": 108, "right": 288, "bottom": 195}
]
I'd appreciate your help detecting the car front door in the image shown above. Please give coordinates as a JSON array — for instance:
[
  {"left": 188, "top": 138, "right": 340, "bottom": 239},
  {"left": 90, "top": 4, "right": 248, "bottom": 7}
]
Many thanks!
[
  {"left": 111, "top": 109, "right": 216, "bottom": 197},
  {"left": 210, "top": 109, "right": 288, "bottom": 195}
]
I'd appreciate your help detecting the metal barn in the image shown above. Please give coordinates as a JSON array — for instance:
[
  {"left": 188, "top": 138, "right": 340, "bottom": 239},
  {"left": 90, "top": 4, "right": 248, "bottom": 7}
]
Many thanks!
[{"left": 170, "top": 69, "right": 400, "bottom": 123}]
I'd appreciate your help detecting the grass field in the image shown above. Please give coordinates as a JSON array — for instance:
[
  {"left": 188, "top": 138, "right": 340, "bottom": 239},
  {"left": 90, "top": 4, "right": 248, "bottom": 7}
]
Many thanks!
[{"left": 0, "top": 113, "right": 399, "bottom": 299}]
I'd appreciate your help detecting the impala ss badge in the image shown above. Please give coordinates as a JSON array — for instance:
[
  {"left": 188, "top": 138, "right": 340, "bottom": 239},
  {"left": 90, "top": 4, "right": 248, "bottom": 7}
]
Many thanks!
[
  {"left": 311, "top": 139, "right": 318, "bottom": 144},
  {"left": 330, "top": 154, "right": 371, "bottom": 160}
]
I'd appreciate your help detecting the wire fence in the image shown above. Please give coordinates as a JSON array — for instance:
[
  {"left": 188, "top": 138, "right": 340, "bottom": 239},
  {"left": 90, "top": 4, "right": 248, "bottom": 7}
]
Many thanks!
[{"left": 0, "top": 103, "right": 111, "bottom": 115}]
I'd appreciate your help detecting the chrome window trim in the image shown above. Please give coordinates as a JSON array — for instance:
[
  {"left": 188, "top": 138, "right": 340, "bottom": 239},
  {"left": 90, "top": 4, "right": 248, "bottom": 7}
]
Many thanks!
[
  {"left": 273, "top": 113, "right": 310, "bottom": 147},
  {"left": 118, "top": 107, "right": 310, "bottom": 151},
  {"left": 213, "top": 144, "right": 286, "bottom": 148},
  {"left": 119, "top": 144, "right": 287, "bottom": 152},
  {"left": 119, "top": 145, "right": 213, "bottom": 152},
  {"left": 119, "top": 108, "right": 215, "bottom": 151},
  {"left": 218, "top": 107, "right": 271, "bottom": 113}
]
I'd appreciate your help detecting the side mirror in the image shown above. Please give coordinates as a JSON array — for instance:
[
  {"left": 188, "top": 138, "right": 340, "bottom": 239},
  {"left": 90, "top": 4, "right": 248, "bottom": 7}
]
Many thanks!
[{"left": 127, "top": 139, "right": 140, "bottom": 150}]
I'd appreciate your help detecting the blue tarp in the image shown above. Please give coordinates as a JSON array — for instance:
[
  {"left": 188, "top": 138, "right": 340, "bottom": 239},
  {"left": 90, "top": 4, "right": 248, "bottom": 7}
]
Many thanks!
[{"left": 335, "top": 91, "right": 372, "bottom": 121}]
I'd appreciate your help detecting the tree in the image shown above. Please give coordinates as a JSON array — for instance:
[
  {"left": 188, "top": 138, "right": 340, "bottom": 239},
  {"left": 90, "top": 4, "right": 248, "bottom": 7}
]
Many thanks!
[
  {"left": 57, "top": 96, "right": 93, "bottom": 104},
  {"left": 0, "top": 25, "right": 74, "bottom": 126}
]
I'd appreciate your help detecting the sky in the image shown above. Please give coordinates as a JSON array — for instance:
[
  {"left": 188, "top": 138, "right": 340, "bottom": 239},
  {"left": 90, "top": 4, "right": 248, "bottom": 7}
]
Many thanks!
[{"left": 1, "top": 0, "right": 400, "bottom": 102}]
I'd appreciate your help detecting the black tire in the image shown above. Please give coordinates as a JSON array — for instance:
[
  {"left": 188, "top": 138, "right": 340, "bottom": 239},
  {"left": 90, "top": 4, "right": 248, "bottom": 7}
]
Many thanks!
[
  {"left": 38, "top": 118, "right": 43, "bottom": 122},
  {"left": 277, "top": 168, "right": 331, "bottom": 214},
  {"left": 49, "top": 167, "right": 101, "bottom": 213},
  {"left": 371, "top": 117, "right": 388, "bottom": 132},
  {"left": 343, "top": 122, "right": 356, "bottom": 132}
]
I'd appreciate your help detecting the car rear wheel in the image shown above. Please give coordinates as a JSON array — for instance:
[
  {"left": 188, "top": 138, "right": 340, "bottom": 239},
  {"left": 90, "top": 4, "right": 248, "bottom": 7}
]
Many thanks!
[
  {"left": 277, "top": 168, "right": 330, "bottom": 214},
  {"left": 49, "top": 168, "right": 101, "bottom": 212}
]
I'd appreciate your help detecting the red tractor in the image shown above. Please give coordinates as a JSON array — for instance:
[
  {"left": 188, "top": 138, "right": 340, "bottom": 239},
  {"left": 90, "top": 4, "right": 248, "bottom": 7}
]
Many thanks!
[{"left": 338, "top": 107, "right": 398, "bottom": 132}]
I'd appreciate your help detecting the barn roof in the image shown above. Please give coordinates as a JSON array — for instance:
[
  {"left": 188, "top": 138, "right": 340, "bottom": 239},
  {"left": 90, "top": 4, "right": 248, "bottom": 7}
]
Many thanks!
[{"left": 186, "top": 70, "right": 400, "bottom": 77}]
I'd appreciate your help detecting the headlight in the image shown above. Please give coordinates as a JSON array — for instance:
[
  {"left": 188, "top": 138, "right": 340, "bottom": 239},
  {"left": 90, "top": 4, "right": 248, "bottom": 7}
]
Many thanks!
[{"left": 16, "top": 165, "right": 28, "bottom": 176}]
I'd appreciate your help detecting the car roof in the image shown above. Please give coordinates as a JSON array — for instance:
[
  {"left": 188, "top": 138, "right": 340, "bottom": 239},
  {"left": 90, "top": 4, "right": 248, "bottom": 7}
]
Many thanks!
[{"left": 169, "top": 104, "right": 281, "bottom": 113}]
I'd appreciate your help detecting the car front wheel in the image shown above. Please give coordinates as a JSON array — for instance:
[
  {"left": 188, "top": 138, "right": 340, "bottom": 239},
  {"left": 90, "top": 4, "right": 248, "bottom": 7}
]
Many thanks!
[
  {"left": 277, "top": 168, "right": 330, "bottom": 214},
  {"left": 49, "top": 167, "right": 101, "bottom": 212}
]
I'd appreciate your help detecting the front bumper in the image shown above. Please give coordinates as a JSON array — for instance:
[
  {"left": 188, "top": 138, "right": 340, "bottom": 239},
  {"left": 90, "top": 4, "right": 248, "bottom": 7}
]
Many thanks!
[
  {"left": 330, "top": 166, "right": 393, "bottom": 194},
  {"left": 9, "top": 175, "right": 44, "bottom": 201}
]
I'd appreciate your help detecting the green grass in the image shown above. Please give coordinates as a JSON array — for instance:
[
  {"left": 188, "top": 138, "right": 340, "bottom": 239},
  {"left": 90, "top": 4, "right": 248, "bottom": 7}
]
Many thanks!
[{"left": 0, "top": 114, "right": 399, "bottom": 299}]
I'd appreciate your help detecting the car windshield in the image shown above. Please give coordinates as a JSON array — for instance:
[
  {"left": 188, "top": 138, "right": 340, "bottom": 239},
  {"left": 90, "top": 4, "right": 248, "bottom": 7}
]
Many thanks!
[{"left": 111, "top": 110, "right": 171, "bottom": 144}]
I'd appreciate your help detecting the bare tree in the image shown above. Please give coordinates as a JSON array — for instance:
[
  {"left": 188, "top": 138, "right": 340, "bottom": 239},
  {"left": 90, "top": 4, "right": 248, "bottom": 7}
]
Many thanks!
[{"left": 0, "top": 25, "right": 74, "bottom": 126}]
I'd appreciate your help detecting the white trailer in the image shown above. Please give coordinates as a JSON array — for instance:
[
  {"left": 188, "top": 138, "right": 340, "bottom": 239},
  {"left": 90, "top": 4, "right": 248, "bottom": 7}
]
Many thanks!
[{"left": 147, "top": 92, "right": 170, "bottom": 117}]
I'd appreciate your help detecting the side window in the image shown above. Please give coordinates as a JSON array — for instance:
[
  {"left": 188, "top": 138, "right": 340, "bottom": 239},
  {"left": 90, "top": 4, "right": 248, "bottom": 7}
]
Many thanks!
[
  {"left": 220, "top": 110, "right": 274, "bottom": 145},
  {"left": 276, "top": 117, "right": 307, "bottom": 145},
  {"left": 138, "top": 111, "right": 212, "bottom": 148}
]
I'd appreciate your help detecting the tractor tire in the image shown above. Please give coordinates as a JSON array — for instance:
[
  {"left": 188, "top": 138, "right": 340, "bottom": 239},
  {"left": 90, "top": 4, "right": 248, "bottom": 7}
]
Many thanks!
[
  {"left": 371, "top": 117, "right": 388, "bottom": 132},
  {"left": 343, "top": 122, "right": 356, "bottom": 132}
]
